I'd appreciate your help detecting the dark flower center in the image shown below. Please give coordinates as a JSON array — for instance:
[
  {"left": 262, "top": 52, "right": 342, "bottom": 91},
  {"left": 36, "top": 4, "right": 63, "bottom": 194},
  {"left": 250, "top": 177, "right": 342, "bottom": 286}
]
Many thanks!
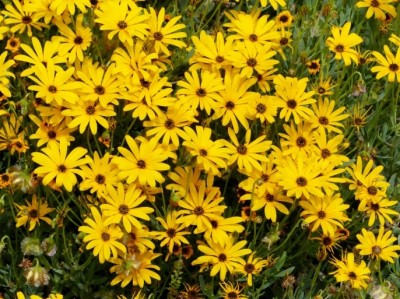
[
  {"left": 10, "top": 40, "right": 17, "bottom": 47},
  {"left": 389, "top": 64, "right": 399, "bottom": 72},
  {"left": 196, "top": 88, "right": 206, "bottom": 97},
  {"left": 335, "top": 45, "right": 344, "bottom": 53},
  {"left": 280, "top": 38, "right": 288, "bottom": 46},
  {"left": 48, "top": 85, "right": 57, "bottom": 93},
  {"left": 280, "top": 15, "right": 289, "bottom": 23},
  {"left": 101, "top": 232, "right": 110, "bottom": 241},
  {"left": 319, "top": 116, "right": 329, "bottom": 125},
  {"left": 193, "top": 206, "right": 204, "bottom": 215},
  {"left": 318, "top": 87, "right": 326, "bottom": 94},
  {"left": 117, "top": 21, "right": 128, "bottom": 29},
  {"left": 1, "top": 174, "right": 10, "bottom": 182},
  {"left": 216, "top": 56, "right": 224, "bottom": 63},
  {"left": 322, "top": 236, "right": 332, "bottom": 246},
  {"left": 296, "top": 177, "right": 307, "bottom": 186},
  {"left": 210, "top": 220, "right": 218, "bottom": 228},
  {"left": 228, "top": 292, "right": 238, "bottom": 299},
  {"left": 296, "top": 137, "right": 307, "bottom": 147},
  {"left": 367, "top": 186, "right": 377, "bottom": 195},
  {"left": 244, "top": 263, "right": 255, "bottom": 273},
  {"left": 237, "top": 145, "right": 247, "bottom": 155},
  {"left": 94, "top": 85, "right": 105, "bottom": 95},
  {"left": 22, "top": 16, "right": 32, "bottom": 24},
  {"left": 371, "top": 0, "right": 379, "bottom": 7},
  {"left": 86, "top": 106, "right": 95, "bottom": 115},
  {"left": 119, "top": 204, "right": 129, "bottom": 215},
  {"left": 247, "top": 58, "right": 257, "bottom": 67},
  {"left": 153, "top": 32, "right": 163, "bottom": 41},
  {"left": 165, "top": 119, "right": 174, "bottom": 129},
  {"left": 348, "top": 272, "right": 357, "bottom": 280},
  {"left": 318, "top": 211, "right": 326, "bottom": 219},
  {"left": 266, "top": 194, "right": 274, "bottom": 202},
  {"left": 95, "top": 174, "right": 105, "bottom": 184},
  {"left": 47, "top": 131, "right": 56, "bottom": 139},
  {"left": 74, "top": 36, "right": 83, "bottom": 45},
  {"left": 256, "top": 103, "right": 266, "bottom": 113},
  {"left": 262, "top": 174, "right": 269, "bottom": 182},
  {"left": 140, "top": 79, "right": 150, "bottom": 88},
  {"left": 370, "top": 203, "right": 380, "bottom": 211},
  {"left": 309, "top": 62, "right": 318, "bottom": 69},
  {"left": 29, "top": 209, "right": 38, "bottom": 218},
  {"left": 218, "top": 253, "right": 227, "bottom": 262},
  {"left": 287, "top": 99, "right": 297, "bottom": 109},
  {"left": 166, "top": 228, "right": 176, "bottom": 237},
  {"left": 137, "top": 160, "right": 146, "bottom": 169},
  {"left": 372, "top": 245, "right": 382, "bottom": 254},
  {"left": 249, "top": 34, "right": 258, "bottom": 42},
  {"left": 58, "top": 165, "right": 67, "bottom": 172},
  {"left": 199, "top": 149, "right": 207, "bottom": 156},
  {"left": 321, "top": 149, "right": 331, "bottom": 158},
  {"left": 226, "top": 101, "right": 235, "bottom": 109}
]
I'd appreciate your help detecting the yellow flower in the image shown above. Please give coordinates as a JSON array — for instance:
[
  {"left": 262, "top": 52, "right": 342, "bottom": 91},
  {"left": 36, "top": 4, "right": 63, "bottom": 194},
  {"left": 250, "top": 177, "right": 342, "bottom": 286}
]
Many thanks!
[
  {"left": 101, "top": 183, "right": 153, "bottom": 232},
  {"left": 280, "top": 121, "right": 315, "bottom": 160},
  {"left": 49, "top": 0, "right": 91, "bottom": 15},
  {"left": 330, "top": 252, "right": 371, "bottom": 289},
  {"left": 32, "top": 140, "right": 89, "bottom": 192},
  {"left": 176, "top": 69, "right": 225, "bottom": 115},
  {"left": 2, "top": 0, "right": 48, "bottom": 37},
  {"left": 260, "top": 0, "right": 286, "bottom": 10},
  {"left": 227, "top": 41, "right": 278, "bottom": 78},
  {"left": 247, "top": 94, "right": 279, "bottom": 124},
  {"left": 300, "top": 193, "right": 350, "bottom": 236},
  {"left": 52, "top": 14, "right": 92, "bottom": 64},
  {"left": 356, "top": 226, "right": 400, "bottom": 263},
  {"left": 236, "top": 253, "right": 271, "bottom": 287},
  {"left": 371, "top": 45, "right": 400, "bottom": 83},
  {"left": 15, "top": 195, "right": 54, "bottom": 231},
  {"left": 28, "top": 61, "right": 81, "bottom": 105},
  {"left": 5, "top": 35, "right": 20, "bottom": 52},
  {"left": 94, "top": 0, "right": 149, "bottom": 46},
  {"left": 204, "top": 216, "right": 244, "bottom": 246},
  {"left": 154, "top": 210, "right": 190, "bottom": 253},
  {"left": 183, "top": 126, "right": 230, "bottom": 176},
  {"left": 273, "top": 75, "right": 315, "bottom": 124},
  {"left": 79, "top": 207, "right": 126, "bottom": 263},
  {"left": 113, "top": 135, "right": 170, "bottom": 187},
  {"left": 192, "top": 236, "right": 251, "bottom": 280},
  {"left": 79, "top": 152, "right": 120, "bottom": 197},
  {"left": 29, "top": 115, "right": 75, "bottom": 147},
  {"left": 225, "top": 128, "right": 271, "bottom": 173},
  {"left": 275, "top": 10, "right": 293, "bottom": 27},
  {"left": 109, "top": 250, "right": 161, "bottom": 288},
  {"left": 147, "top": 7, "right": 186, "bottom": 55},
  {"left": 61, "top": 100, "right": 116, "bottom": 135},
  {"left": 356, "top": 0, "right": 397, "bottom": 20},
  {"left": 176, "top": 181, "right": 225, "bottom": 233},
  {"left": 309, "top": 98, "right": 349, "bottom": 134},
  {"left": 358, "top": 197, "right": 399, "bottom": 226},
  {"left": 326, "top": 22, "right": 363, "bottom": 66},
  {"left": 143, "top": 103, "right": 197, "bottom": 147},
  {"left": 219, "top": 282, "right": 248, "bottom": 299}
]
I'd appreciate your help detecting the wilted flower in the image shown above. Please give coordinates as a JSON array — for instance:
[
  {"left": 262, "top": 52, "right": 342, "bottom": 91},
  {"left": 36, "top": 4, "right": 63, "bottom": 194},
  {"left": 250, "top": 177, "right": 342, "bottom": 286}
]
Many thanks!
[
  {"left": 21, "top": 237, "right": 43, "bottom": 256},
  {"left": 24, "top": 262, "right": 50, "bottom": 287}
]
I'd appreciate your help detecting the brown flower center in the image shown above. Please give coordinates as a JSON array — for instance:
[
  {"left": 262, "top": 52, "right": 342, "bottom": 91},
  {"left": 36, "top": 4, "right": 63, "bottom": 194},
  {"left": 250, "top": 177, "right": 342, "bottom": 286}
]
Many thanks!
[
  {"left": 166, "top": 228, "right": 176, "bottom": 237},
  {"left": 226, "top": 101, "right": 235, "bottom": 109},
  {"left": 262, "top": 174, "right": 269, "bottom": 182},
  {"left": 58, "top": 165, "right": 67, "bottom": 172},
  {"left": 318, "top": 87, "right": 326, "bottom": 94},
  {"left": 296, "top": 177, "right": 307, "bottom": 186},
  {"left": 389, "top": 64, "right": 399, "bottom": 72},
  {"left": 48, "top": 85, "right": 57, "bottom": 93},
  {"left": 216, "top": 56, "right": 224, "bottom": 63},
  {"left": 287, "top": 99, "right": 297, "bottom": 109},
  {"left": 218, "top": 253, "right": 227, "bottom": 262},
  {"left": 249, "top": 34, "right": 258, "bottom": 42},
  {"left": 309, "top": 62, "right": 318, "bottom": 69},
  {"left": 29, "top": 209, "right": 38, "bottom": 218},
  {"left": 237, "top": 144, "right": 247, "bottom": 155},
  {"left": 335, "top": 45, "right": 344, "bottom": 53},
  {"left": 1, "top": 174, "right": 10, "bottom": 182},
  {"left": 321, "top": 149, "right": 331, "bottom": 158},
  {"left": 244, "top": 263, "right": 255, "bottom": 273},
  {"left": 22, "top": 16, "right": 32, "bottom": 24},
  {"left": 372, "top": 245, "right": 382, "bottom": 255},
  {"left": 280, "top": 37, "right": 289, "bottom": 46},
  {"left": 247, "top": 58, "right": 257, "bottom": 67},
  {"left": 118, "top": 204, "right": 129, "bottom": 215},
  {"left": 367, "top": 186, "right": 377, "bottom": 195},
  {"left": 140, "top": 79, "right": 150, "bottom": 88},
  {"left": 47, "top": 131, "right": 56, "bottom": 139},
  {"left": 319, "top": 116, "right": 329, "bottom": 125},
  {"left": 348, "top": 271, "right": 357, "bottom": 280},
  {"left": 117, "top": 21, "right": 128, "bottom": 29},
  {"left": 94, "top": 85, "right": 105, "bottom": 95},
  {"left": 193, "top": 206, "right": 204, "bottom": 215},
  {"left": 296, "top": 137, "right": 307, "bottom": 147},
  {"left": 137, "top": 160, "right": 146, "bottom": 169},
  {"left": 196, "top": 88, "right": 206, "bottom": 97},
  {"left": 370, "top": 203, "right": 380, "bottom": 211},
  {"left": 322, "top": 236, "right": 332, "bottom": 246},
  {"left": 101, "top": 232, "right": 110, "bottom": 241},
  {"left": 371, "top": 0, "right": 379, "bottom": 7},
  {"left": 317, "top": 211, "right": 326, "bottom": 219},
  {"left": 199, "top": 149, "right": 207, "bottom": 156},
  {"left": 256, "top": 103, "right": 266, "bottom": 113},
  {"left": 266, "top": 194, "right": 274, "bottom": 202},
  {"left": 210, "top": 220, "right": 218, "bottom": 228},
  {"left": 95, "top": 174, "right": 105, "bottom": 184},
  {"left": 228, "top": 292, "right": 238, "bottom": 299},
  {"left": 86, "top": 106, "right": 95, "bottom": 115},
  {"left": 165, "top": 119, "right": 174, "bottom": 129},
  {"left": 153, "top": 32, "right": 163, "bottom": 41},
  {"left": 74, "top": 36, "right": 83, "bottom": 45}
]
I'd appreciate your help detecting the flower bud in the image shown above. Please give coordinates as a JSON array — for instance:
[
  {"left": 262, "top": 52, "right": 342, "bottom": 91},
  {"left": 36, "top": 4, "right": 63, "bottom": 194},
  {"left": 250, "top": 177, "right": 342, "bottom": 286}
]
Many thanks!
[
  {"left": 41, "top": 237, "right": 57, "bottom": 257},
  {"left": 24, "top": 262, "right": 50, "bottom": 287},
  {"left": 21, "top": 237, "right": 43, "bottom": 256}
]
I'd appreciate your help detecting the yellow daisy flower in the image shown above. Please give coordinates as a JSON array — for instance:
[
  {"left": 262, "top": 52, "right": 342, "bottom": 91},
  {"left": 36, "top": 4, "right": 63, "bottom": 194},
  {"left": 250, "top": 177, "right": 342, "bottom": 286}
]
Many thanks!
[
  {"left": 330, "top": 252, "right": 371, "bottom": 289},
  {"left": 32, "top": 140, "right": 89, "bottom": 192},
  {"left": 358, "top": 197, "right": 399, "bottom": 226},
  {"left": 356, "top": 226, "right": 400, "bottom": 263},
  {"left": 371, "top": 45, "right": 400, "bottom": 83},
  {"left": 15, "top": 195, "right": 54, "bottom": 231},
  {"left": 79, "top": 206, "right": 126, "bottom": 263},
  {"left": 356, "top": 0, "right": 397, "bottom": 20}
]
